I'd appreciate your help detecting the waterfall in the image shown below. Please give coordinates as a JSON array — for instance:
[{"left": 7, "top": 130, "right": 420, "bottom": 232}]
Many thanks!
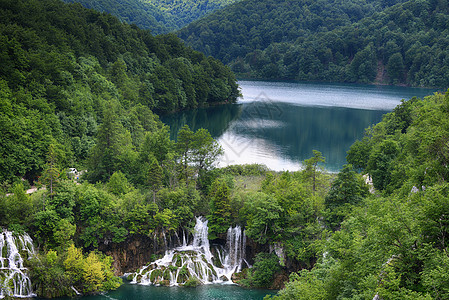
[
  {"left": 0, "top": 230, "right": 35, "bottom": 299},
  {"left": 223, "top": 225, "right": 247, "bottom": 274},
  {"left": 131, "top": 217, "right": 248, "bottom": 286}
]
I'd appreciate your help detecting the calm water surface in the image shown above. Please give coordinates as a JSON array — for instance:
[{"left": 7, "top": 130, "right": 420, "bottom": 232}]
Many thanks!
[
  {"left": 40, "top": 283, "right": 276, "bottom": 300},
  {"left": 163, "top": 80, "right": 437, "bottom": 172}
]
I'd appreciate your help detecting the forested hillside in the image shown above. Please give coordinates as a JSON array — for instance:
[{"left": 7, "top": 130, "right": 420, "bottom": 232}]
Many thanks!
[
  {"left": 0, "top": 0, "right": 239, "bottom": 185},
  {"left": 61, "top": 0, "right": 240, "bottom": 33},
  {"left": 179, "top": 0, "right": 449, "bottom": 87},
  {"left": 61, "top": 0, "right": 174, "bottom": 34},
  {"left": 145, "top": 0, "right": 240, "bottom": 30}
]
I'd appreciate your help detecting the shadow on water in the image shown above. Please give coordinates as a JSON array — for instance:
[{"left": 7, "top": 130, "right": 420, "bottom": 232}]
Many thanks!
[
  {"left": 161, "top": 101, "right": 384, "bottom": 172},
  {"left": 161, "top": 104, "right": 243, "bottom": 140},
  {"left": 161, "top": 81, "right": 437, "bottom": 172},
  {"left": 228, "top": 101, "right": 386, "bottom": 171}
]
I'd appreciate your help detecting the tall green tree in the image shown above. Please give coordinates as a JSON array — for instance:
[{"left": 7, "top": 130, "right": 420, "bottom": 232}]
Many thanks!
[
  {"left": 325, "top": 164, "right": 369, "bottom": 229},
  {"left": 303, "top": 150, "right": 325, "bottom": 192},
  {"left": 192, "top": 128, "right": 223, "bottom": 185},
  {"left": 148, "top": 155, "right": 163, "bottom": 202},
  {"left": 387, "top": 53, "right": 405, "bottom": 84},
  {"left": 176, "top": 125, "right": 195, "bottom": 185},
  {"left": 208, "top": 178, "right": 232, "bottom": 238},
  {"left": 40, "top": 144, "right": 61, "bottom": 202},
  {"left": 88, "top": 103, "right": 136, "bottom": 182},
  {"left": 366, "top": 139, "right": 400, "bottom": 192}
]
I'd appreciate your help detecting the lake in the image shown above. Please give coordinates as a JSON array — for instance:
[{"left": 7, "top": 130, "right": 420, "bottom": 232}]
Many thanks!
[
  {"left": 162, "top": 80, "right": 437, "bottom": 172},
  {"left": 37, "top": 282, "right": 276, "bottom": 300}
]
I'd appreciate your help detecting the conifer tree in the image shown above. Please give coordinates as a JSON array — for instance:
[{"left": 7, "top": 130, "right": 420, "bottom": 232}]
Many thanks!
[
  {"left": 148, "top": 155, "right": 162, "bottom": 202},
  {"left": 304, "top": 150, "right": 325, "bottom": 192},
  {"left": 208, "top": 178, "right": 232, "bottom": 238},
  {"left": 41, "top": 144, "right": 60, "bottom": 203}
]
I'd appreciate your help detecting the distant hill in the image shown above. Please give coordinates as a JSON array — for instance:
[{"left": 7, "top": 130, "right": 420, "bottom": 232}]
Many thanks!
[
  {"left": 145, "top": 0, "right": 240, "bottom": 29},
  {"left": 178, "top": 0, "right": 449, "bottom": 88},
  {"left": 61, "top": 0, "right": 174, "bottom": 34},
  {"left": 61, "top": 0, "right": 240, "bottom": 33}
]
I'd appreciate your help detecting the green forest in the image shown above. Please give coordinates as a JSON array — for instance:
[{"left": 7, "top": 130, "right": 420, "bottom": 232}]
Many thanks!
[
  {"left": 144, "top": 0, "right": 240, "bottom": 30},
  {"left": 61, "top": 0, "right": 240, "bottom": 34},
  {"left": 179, "top": 0, "right": 449, "bottom": 87},
  {"left": 61, "top": 0, "right": 174, "bottom": 34},
  {"left": 0, "top": 0, "right": 239, "bottom": 185},
  {"left": 2, "top": 0, "right": 449, "bottom": 299}
]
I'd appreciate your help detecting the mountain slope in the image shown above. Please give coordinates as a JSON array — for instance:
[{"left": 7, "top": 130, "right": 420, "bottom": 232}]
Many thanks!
[
  {"left": 179, "top": 0, "right": 449, "bottom": 87},
  {"left": 61, "top": 0, "right": 174, "bottom": 33},
  {"left": 0, "top": 0, "right": 239, "bottom": 184},
  {"left": 145, "top": 0, "right": 240, "bottom": 29},
  {"left": 61, "top": 0, "right": 240, "bottom": 33}
]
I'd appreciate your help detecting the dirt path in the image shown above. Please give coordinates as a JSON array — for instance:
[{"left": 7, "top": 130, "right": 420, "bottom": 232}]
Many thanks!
[{"left": 5, "top": 186, "right": 45, "bottom": 197}]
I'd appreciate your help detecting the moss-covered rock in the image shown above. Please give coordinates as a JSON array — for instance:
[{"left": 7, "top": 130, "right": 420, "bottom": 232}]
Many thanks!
[
  {"left": 183, "top": 277, "right": 201, "bottom": 287},
  {"left": 149, "top": 269, "right": 162, "bottom": 283}
]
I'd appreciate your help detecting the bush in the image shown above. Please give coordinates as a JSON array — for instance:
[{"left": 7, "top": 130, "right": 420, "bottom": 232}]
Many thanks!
[{"left": 248, "top": 253, "right": 281, "bottom": 288}]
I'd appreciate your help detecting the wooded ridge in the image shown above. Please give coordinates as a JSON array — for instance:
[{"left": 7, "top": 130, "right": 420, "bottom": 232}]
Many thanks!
[{"left": 179, "top": 0, "right": 449, "bottom": 87}]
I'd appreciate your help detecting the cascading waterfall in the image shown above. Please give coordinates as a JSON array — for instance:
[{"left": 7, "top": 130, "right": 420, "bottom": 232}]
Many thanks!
[
  {"left": 131, "top": 217, "right": 247, "bottom": 286},
  {"left": 0, "top": 230, "right": 35, "bottom": 299},
  {"left": 223, "top": 225, "right": 247, "bottom": 274}
]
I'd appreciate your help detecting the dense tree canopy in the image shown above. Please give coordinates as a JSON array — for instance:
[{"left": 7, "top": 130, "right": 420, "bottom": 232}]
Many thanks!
[
  {"left": 0, "top": 0, "right": 239, "bottom": 184},
  {"left": 268, "top": 91, "right": 449, "bottom": 299},
  {"left": 145, "top": 0, "right": 240, "bottom": 30},
  {"left": 179, "top": 0, "right": 449, "bottom": 87},
  {"left": 61, "top": 0, "right": 240, "bottom": 33},
  {"left": 61, "top": 0, "right": 173, "bottom": 34}
]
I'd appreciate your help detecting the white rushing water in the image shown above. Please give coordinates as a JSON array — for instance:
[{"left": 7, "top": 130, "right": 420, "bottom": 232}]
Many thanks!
[
  {"left": 0, "top": 230, "right": 35, "bottom": 299},
  {"left": 131, "top": 217, "right": 248, "bottom": 286}
]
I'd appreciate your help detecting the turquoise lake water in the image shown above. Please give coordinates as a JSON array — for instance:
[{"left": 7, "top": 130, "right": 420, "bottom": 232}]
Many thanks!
[
  {"left": 163, "top": 80, "right": 437, "bottom": 172},
  {"left": 37, "top": 282, "right": 276, "bottom": 300}
]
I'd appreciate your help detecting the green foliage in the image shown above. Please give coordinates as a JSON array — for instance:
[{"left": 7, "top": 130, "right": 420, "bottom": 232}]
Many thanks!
[
  {"left": 1, "top": 183, "right": 33, "bottom": 228},
  {"left": 270, "top": 91, "right": 449, "bottom": 299},
  {"left": 220, "top": 164, "right": 269, "bottom": 176},
  {"left": 0, "top": 0, "right": 239, "bottom": 185},
  {"left": 40, "top": 144, "right": 63, "bottom": 200},
  {"left": 208, "top": 177, "right": 232, "bottom": 238},
  {"left": 157, "top": 185, "right": 202, "bottom": 225},
  {"left": 53, "top": 218, "right": 76, "bottom": 251},
  {"left": 241, "top": 192, "right": 283, "bottom": 244},
  {"left": 387, "top": 52, "right": 405, "bottom": 84},
  {"left": 245, "top": 253, "right": 281, "bottom": 288},
  {"left": 147, "top": 0, "right": 239, "bottom": 30},
  {"left": 87, "top": 102, "right": 136, "bottom": 183},
  {"left": 64, "top": 244, "right": 122, "bottom": 294},
  {"left": 303, "top": 150, "right": 326, "bottom": 192},
  {"left": 29, "top": 250, "right": 74, "bottom": 298},
  {"left": 183, "top": 277, "right": 201, "bottom": 287},
  {"left": 107, "top": 171, "right": 132, "bottom": 195},
  {"left": 62, "top": 0, "right": 239, "bottom": 33},
  {"left": 267, "top": 270, "right": 328, "bottom": 300},
  {"left": 148, "top": 155, "right": 163, "bottom": 201},
  {"left": 176, "top": 125, "right": 223, "bottom": 186},
  {"left": 324, "top": 164, "right": 369, "bottom": 229},
  {"left": 346, "top": 137, "right": 372, "bottom": 171},
  {"left": 366, "top": 139, "right": 400, "bottom": 191},
  {"left": 29, "top": 245, "right": 121, "bottom": 298},
  {"left": 240, "top": 170, "right": 330, "bottom": 265},
  {"left": 180, "top": 0, "right": 449, "bottom": 87}
]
